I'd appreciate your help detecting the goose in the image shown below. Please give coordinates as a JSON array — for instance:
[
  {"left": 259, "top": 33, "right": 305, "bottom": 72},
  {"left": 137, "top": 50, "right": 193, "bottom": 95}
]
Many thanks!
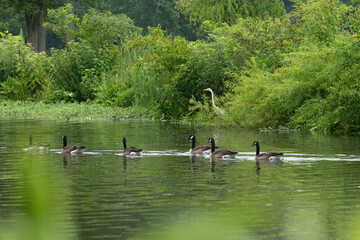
[
  {"left": 61, "top": 135, "right": 85, "bottom": 154},
  {"left": 208, "top": 138, "right": 237, "bottom": 159},
  {"left": 188, "top": 134, "right": 212, "bottom": 155},
  {"left": 122, "top": 137, "right": 142, "bottom": 156},
  {"left": 26, "top": 134, "right": 49, "bottom": 150},
  {"left": 251, "top": 141, "right": 283, "bottom": 163}
]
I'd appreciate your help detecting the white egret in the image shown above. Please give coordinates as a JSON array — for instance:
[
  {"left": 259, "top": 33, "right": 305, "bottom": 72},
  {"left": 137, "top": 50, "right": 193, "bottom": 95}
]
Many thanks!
[{"left": 203, "top": 88, "right": 225, "bottom": 115}]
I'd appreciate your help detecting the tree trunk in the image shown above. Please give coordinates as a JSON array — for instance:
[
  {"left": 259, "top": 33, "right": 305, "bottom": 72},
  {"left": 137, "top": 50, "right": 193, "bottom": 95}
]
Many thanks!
[{"left": 25, "top": 11, "right": 46, "bottom": 52}]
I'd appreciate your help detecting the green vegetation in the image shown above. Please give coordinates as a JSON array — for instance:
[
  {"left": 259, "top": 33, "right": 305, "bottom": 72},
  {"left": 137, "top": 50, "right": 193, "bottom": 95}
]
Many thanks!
[
  {"left": 0, "top": 154, "right": 74, "bottom": 240},
  {"left": 1, "top": 0, "right": 360, "bottom": 133},
  {"left": 0, "top": 101, "right": 152, "bottom": 119}
]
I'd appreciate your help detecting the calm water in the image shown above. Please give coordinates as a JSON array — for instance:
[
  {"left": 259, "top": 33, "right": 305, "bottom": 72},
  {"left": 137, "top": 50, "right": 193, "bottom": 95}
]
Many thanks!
[{"left": 1, "top": 118, "right": 360, "bottom": 239}]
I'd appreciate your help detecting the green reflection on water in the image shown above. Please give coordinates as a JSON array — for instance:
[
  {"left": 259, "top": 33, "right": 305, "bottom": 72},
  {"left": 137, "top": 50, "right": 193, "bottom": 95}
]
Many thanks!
[{"left": 0, "top": 118, "right": 360, "bottom": 239}]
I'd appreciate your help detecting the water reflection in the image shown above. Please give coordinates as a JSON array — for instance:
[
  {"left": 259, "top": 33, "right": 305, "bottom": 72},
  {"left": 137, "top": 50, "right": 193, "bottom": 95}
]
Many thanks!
[{"left": 1, "top": 118, "right": 360, "bottom": 239}]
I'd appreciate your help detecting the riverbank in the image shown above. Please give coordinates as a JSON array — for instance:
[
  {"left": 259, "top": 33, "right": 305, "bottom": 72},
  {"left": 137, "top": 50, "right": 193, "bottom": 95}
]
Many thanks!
[
  {"left": 0, "top": 101, "right": 152, "bottom": 120},
  {"left": 1, "top": 101, "right": 359, "bottom": 134},
  {"left": 0, "top": 100, "right": 239, "bottom": 129}
]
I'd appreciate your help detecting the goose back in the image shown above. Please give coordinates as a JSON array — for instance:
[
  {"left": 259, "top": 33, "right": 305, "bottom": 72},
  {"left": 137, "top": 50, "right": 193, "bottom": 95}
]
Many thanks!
[
  {"left": 123, "top": 137, "right": 142, "bottom": 156},
  {"left": 61, "top": 135, "right": 85, "bottom": 154},
  {"left": 188, "top": 134, "right": 212, "bottom": 154},
  {"left": 208, "top": 138, "right": 237, "bottom": 159},
  {"left": 252, "top": 141, "right": 283, "bottom": 163}
]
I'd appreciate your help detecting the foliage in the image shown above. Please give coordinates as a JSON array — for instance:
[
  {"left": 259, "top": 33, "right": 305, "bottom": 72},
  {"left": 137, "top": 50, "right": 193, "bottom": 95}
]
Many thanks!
[
  {"left": 48, "top": 41, "right": 117, "bottom": 101},
  {"left": 225, "top": 0, "right": 360, "bottom": 133},
  {"left": 210, "top": 15, "right": 297, "bottom": 73},
  {"left": 180, "top": 14, "right": 298, "bottom": 121},
  {"left": 291, "top": 37, "right": 360, "bottom": 132},
  {"left": 129, "top": 27, "right": 191, "bottom": 118},
  {"left": 46, "top": 7, "right": 141, "bottom": 102},
  {"left": 94, "top": 72, "right": 135, "bottom": 107},
  {"left": 46, "top": 4, "right": 141, "bottom": 48},
  {"left": 291, "top": 0, "right": 350, "bottom": 43},
  {"left": 44, "top": 3, "right": 80, "bottom": 44},
  {"left": 176, "top": 0, "right": 286, "bottom": 26},
  {"left": 176, "top": 39, "right": 232, "bottom": 108},
  {"left": 94, "top": 47, "right": 141, "bottom": 107},
  {"left": 227, "top": 44, "right": 338, "bottom": 128},
  {"left": 0, "top": 32, "right": 51, "bottom": 100},
  {"left": 105, "top": 0, "right": 189, "bottom": 37},
  {"left": 0, "top": 8, "right": 24, "bottom": 35},
  {"left": 1, "top": 0, "right": 360, "bottom": 133}
]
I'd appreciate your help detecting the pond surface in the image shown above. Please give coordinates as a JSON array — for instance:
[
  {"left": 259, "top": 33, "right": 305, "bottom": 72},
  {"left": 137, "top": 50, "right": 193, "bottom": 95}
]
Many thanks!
[{"left": 1, "top": 118, "right": 360, "bottom": 239}]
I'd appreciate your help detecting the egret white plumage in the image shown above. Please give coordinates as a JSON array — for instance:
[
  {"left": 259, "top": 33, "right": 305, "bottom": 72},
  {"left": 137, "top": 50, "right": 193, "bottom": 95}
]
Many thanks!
[{"left": 203, "top": 88, "right": 225, "bottom": 115}]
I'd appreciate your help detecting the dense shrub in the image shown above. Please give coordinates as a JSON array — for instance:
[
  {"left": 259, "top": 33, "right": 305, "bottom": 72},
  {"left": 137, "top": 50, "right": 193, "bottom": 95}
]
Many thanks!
[
  {"left": 129, "top": 27, "right": 191, "bottom": 118},
  {"left": 0, "top": 32, "right": 31, "bottom": 83},
  {"left": 209, "top": 15, "right": 298, "bottom": 73},
  {"left": 49, "top": 42, "right": 120, "bottom": 101},
  {"left": 222, "top": 0, "right": 360, "bottom": 132},
  {"left": 0, "top": 32, "right": 51, "bottom": 100},
  {"left": 291, "top": 36, "right": 360, "bottom": 133},
  {"left": 45, "top": 6, "right": 141, "bottom": 102},
  {"left": 227, "top": 44, "right": 338, "bottom": 128}
]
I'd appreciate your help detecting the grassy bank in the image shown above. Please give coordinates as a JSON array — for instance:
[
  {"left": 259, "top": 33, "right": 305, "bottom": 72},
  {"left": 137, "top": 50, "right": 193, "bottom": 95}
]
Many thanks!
[{"left": 0, "top": 101, "right": 153, "bottom": 120}]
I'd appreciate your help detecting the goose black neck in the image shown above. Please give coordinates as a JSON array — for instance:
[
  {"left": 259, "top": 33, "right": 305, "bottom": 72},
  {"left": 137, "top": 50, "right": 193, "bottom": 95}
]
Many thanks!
[
  {"left": 123, "top": 138, "right": 127, "bottom": 150},
  {"left": 191, "top": 136, "right": 196, "bottom": 149},
  {"left": 63, "top": 136, "right": 67, "bottom": 148},
  {"left": 255, "top": 143, "right": 260, "bottom": 156},
  {"left": 210, "top": 139, "right": 215, "bottom": 153}
]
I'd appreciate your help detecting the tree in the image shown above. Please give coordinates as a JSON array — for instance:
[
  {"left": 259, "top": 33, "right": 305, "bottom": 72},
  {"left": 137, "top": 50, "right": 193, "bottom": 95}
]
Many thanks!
[
  {"left": 0, "top": 7, "right": 24, "bottom": 35},
  {"left": 45, "top": 4, "right": 141, "bottom": 48},
  {"left": 176, "top": 0, "right": 286, "bottom": 26},
  {"left": 104, "top": 0, "right": 196, "bottom": 39},
  {"left": 0, "top": 0, "right": 99, "bottom": 52}
]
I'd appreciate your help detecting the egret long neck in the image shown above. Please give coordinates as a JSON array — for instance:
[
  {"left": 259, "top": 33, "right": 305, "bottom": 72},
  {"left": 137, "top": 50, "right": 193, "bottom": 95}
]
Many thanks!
[{"left": 209, "top": 89, "right": 216, "bottom": 108}]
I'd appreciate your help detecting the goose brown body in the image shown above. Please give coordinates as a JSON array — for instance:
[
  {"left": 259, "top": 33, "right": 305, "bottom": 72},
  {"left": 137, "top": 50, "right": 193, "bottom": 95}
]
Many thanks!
[
  {"left": 122, "top": 137, "right": 142, "bottom": 156},
  {"left": 61, "top": 135, "right": 85, "bottom": 154},
  {"left": 27, "top": 134, "right": 49, "bottom": 150},
  {"left": 208, "top": 138, "right": 237, "bottom": 159},
  {"left": 252, "top": 141, "right": 283, "bottom": 163},
  {"left": 188, "top": 135, "right": 212, "bottom": 154}
]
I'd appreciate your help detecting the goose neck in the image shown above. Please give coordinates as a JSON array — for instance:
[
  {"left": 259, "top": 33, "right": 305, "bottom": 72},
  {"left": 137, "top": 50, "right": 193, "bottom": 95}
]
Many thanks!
[
  {"left": 210, "top": 139, "right": 215, "bottom": 153},
  {"left": 123, "top": 138, "right": 127, "bottom": 150},
  {"left": 63, "top": 136, "right": 67, "bottom": 148},
  {"left": 191, "top": 136, "right": 196, "bottom": 149}
]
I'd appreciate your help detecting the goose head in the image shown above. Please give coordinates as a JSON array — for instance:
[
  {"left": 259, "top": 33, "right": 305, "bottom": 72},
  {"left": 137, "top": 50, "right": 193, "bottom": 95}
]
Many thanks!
[{"left": 187, "top": 134, "right": 195, "bottom": 140}]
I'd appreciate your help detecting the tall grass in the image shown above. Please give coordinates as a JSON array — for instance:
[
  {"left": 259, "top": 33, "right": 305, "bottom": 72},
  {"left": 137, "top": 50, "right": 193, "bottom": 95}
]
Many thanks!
[{"left": 95, "top": 47, "right": 141, "bottom": 107}]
